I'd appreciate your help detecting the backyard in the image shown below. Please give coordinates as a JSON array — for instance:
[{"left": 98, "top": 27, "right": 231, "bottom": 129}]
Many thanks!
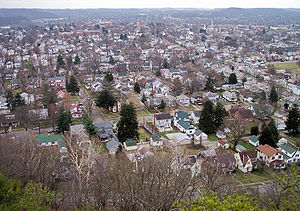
[
  {"left": 234, "top": 169, "right": 274, "bottom": 184},
  {"left": 238, "top": 140, "right": 256, "bottom": 151},
  {"left": 138, "top": 127, "right": 151, "bottom": 142},
  {"left": 269, "top": 61, "right": 300, "bottom": 74}
]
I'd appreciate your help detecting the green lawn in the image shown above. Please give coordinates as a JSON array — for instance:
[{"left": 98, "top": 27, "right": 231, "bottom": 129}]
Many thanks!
[
  {"left": 286, "top": 135, "right": 300, "bottom": 143},
  {"left": 208, "top": 134, "right": 218, "bottom": 141},
  {"left": 139, "top": 127, "right": 150, "bottom": 142},
  {"left": 72, "top": 118, "right": 84, "bottom": 125},
  {"left": 235, "top": 169, "right": 273, "bottom": 184},
  {"left": 238, "top": 140, "right": 256, "bottom": 151},
  {"left": 71, "top": 95, "right": 80, "bottom": 103},
  {"left": 186, "top": 104, "right": 196, "bottom": 111},
  {"left": 268, "top": 62, "right": 300, "bottom": 74},
  {"left": 137, "top": 109, "right": 150, "bottom": 117},
  {"left": 148, "top": 109, "right": 159, "bottom": 114},
  {"left": 159, "top": 127, "right": 178, "bottom": 140},
  {"left": 271, "top": 62, "right": 299, "bottom": 70}
]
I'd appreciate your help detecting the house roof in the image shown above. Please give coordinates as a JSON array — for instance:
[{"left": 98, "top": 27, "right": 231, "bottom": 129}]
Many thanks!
[
  {"left": 257, "top": 144, "right": 278, "bottom": 157},
  {"left": 278, "top": 142, "right": 298, "bottom": 154},
  {"left": 173, "top": 133, "right": 191, "bottom": 143},
  {"left": 106, "top": 139, "right": 121, "bottom": 152},
  {"left": 155, "top": 112, "right": 171, "bottom": 120},
  {"left": 194, "top": 129, "right": 203, "bottom": 136},
  {"left": 125, "top": 139, "right": 137, "bottom": 146},
  {"left": 218, "top": 140, "right": 227, "bottom": 146},
  {"left": 150, "top": 133, "right": 162, "bottom": 142},
  {"left": 249, "top": 135, "right": 259, "bottom": 143},
  {"left": 36, "top": 134, "right": 65, "bottom": 148},
  {"left": 193, "top": 110, "right": 202, "bottom": 117},
  {"left": 178, "top": 119, "right": 191, "bottom": 130},
  {"left": 175, "top": 111, "right": 189, "bottom": 120}
]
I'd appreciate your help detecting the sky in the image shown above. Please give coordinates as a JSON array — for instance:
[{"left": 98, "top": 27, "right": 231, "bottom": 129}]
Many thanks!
[{"left": 0, "top": 0, "right": 300, "bottom": 9}]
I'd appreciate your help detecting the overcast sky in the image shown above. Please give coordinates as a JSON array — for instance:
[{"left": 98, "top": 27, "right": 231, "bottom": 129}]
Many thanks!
[{"left": 1, "top": 0, "right": 300, "bottom": 9}]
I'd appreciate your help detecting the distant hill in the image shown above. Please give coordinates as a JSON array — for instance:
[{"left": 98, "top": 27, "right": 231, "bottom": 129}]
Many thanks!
[{"left": 0, "top": 8, "right": 299, "bottom": 26}]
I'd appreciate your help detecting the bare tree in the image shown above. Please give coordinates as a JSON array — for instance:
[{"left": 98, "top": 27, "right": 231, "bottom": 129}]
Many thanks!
[
  {"left": 225, "top": 118, "right": 247, "bottom": 150},
  {"left": 15, "top": 105, "right": 30, "bottom": 131}
]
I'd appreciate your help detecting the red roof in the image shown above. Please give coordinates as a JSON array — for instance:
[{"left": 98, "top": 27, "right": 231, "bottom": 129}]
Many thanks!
[{"left": 257, "top": 144, "right": 278, "bottom": 157}]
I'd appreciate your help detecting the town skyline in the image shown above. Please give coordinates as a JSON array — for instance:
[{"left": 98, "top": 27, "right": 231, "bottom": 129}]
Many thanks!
[{"left": 1, "top": 0, "right": 300, "bottom": 9}]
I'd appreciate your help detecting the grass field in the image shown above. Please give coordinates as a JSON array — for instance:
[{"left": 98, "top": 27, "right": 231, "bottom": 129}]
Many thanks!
[
  {"left": 235, "top": 169, "right": 273, "bottom": 184},
  {"left": 138, "top": 127, "right": 150, "bottom": 142},
  {"left": 238, "top": 140, "right": 256, "bottom": 151},
  {"left": 269, "top": 62, "right": 300, "bottom": 74},
  {"left": 71, "top": 95, "right": 80, "bottom": 103},
  {"left": 208, "top": 134, "right": 218, "bottom": 141}
]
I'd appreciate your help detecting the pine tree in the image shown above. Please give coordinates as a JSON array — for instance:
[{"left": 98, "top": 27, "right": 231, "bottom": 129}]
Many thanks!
[
  {"left": 285, "top": 105, "right": 300, "bottom": 135},
  {"left": 56, "top": 106, "right": 71, "bottom": 134},
  {"left": 108, "top": 56, "right": 115, "bottom": 65},
  {"left": 259, "top": 122, "right": 276, "bottom": 147},
  {"left": 66, "top": 75, "right": 80, "bottom": 94},
  {"left": 199, "top": 100, "right": 215, "bottom": 134},
  {"left": 104, "top": 72, "right": 114, "bottom": 82},
  {"left": 269, "top": 86, "right": 279, "bottom": 103},
  {"left": 56, "top": 54, "right": 65, "bottom": 70},
  {"left": 228, "top": 73, "right": 238, "bottom": 84},
  {"left": 83, "top": 114, "right": 97, "bottom": 137},
  {"left": 250, "top": 125, "right": 259, "bottom": 136},
  {"left": 260, "top": 91, "right": 267, "bottom": 101},
  {"left": 96, "top": 89, "right": 116, "bottom": 111},
  {"left": 268, "top": 119, "right": 279, "bottom": 143},
  {"left": 141, "top": 94, "right": 147, "bottom": 104},
  {"left": 163, "top": 59, "right": 168, "bottom": 68},
  {"left": 214, "top": 101, "right": 228, "bottom": 128},
  {"left": 134, "top": 82, "right": 141, "bottom": 93},
  {"left": 74, "top": 54, "right": 80, "bottom": 65},
  {"left": 204, "top": 76, "right": 214, "bottom": 91},
  {"left": 158, "top": 99, "right": 166, "bottom": 110},
  {"left": 13, "top": 93, "right": 25, "bottom": 109},
  {"left": 117, "top": 103, "right": 139, "bottom": 143},
  {"left": 5, "top": 90, "right": 14, "bottom": 109}
]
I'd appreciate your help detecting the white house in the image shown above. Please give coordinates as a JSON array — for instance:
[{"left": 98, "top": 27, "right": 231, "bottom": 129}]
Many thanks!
[
  {"left": 190, "top": 110, "right": 201, "bottom": 125},
  {"left": 20, "top": 92, "right": 34, "bottom": 105},
  {"left": 194, "top": 129, "right": 208, "bottom": 144},
  {"left": 176, "top": 94, "right": 190, "bottom": 107},
  {"left": 154, "top": 113, "right": 172, "bottom": 132},
  {"left": 234, "top": 150, "right": 257, "bottom": 173},
  {"left": 175, "top": 119, "right": 195, "bottom": 135},
  {"left": 249, "top": 135, "right": 259, "bottom": 147},
  {"left": 277, "top": 138, "right": 300, "bottom": 164},
  {"left": 222, "top": 91, "right": 237, "bottom": 102},
  {"left": 256, "top": 144, "right": 285, "bottom": 169}
]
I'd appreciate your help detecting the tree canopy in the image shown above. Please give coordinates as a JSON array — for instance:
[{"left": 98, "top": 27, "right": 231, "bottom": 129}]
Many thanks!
[
  {"left": 83, "top": 114, "right": 97, "bottom": 137},
  {"left": 66, "top": 75, "right": 80, "bottom": 94},
  {"left": 104, "top": 72, "right": 114, "bottom": 82},
  {"left": 269, "top": 86, "right": 279, "bottom": 103},
  {"left": 204, "top": 76, "right": 214, "bottom": 91},
  {"left": 134, "top": 82, "right": 141, "bottom": 93},
  {"left": 56, "top": 54, "right": 65, "bottom": 70},
  {"left": 56, "top": 106, "right": 71, "bottom": 134},
  {"left": 259, "top": 121, "right": 278, "bottom": 147},
  {"left": 199, "top": 100, "right": 228, "bottom": 134},
  {"left": 74, "top": 54, "right": 80, "bottom": 65},
  {"left": 117, "top": 103, "right": 139, "bottom": 142},
  {"left": 96, "top": 89, "right": 116, "bottom": 111},
  {"left": 228, "top": 73, "right": 238, "bottom": 84},
  {"left": 285, "top": 105, "right": 300, "bottom": 136}
]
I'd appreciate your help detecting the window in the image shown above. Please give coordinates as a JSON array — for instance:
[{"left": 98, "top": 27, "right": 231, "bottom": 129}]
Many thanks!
[{"left": 278, "top": 156, "right": 281, "bottom": 159}]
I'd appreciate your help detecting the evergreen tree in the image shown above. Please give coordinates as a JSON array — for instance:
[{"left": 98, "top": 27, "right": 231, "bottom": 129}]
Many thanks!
[
  {"left": 67, "top": 55, "right": 73, "bottom": 69},
  {"left": 163, "top": 59, "right": 168, "bottom": 68},
  {"left": 117, "top": 103, "right": 139, "bottom": 142},
  {"left": 96, "top": 89, "right": 116, "bottom": 111},
  {"left": 259, "top": 122, "right": 276, "bottom": 147},
  {"left": 134, "top": 82, "right": 141, "bottom": 93},
  {"left": 13, "top": 93, "right": 25, "bottom": 109},
  {"left": 204, "top": 76, "right": 214, "bottom": 91},
  {"left": 269, "top": 86, "right": 279, "bottom": 103},
  {"left": 66, "top": 75, "right": 80, "bottom": 94},
  {"left": 228, "top": 73, "right": 238, "bottom": 84},
  {"left": 250, "top": 125, "right": 259, "bottom": 136},
  {"left": 268, "top": 119, "right": 279, "bottom": 143},
  {"left": 155, "top": 70, "right": 161, "bottom": 77},
  {"left": 242, "top": 77, "right": 247, "bottom": 83},
  {"left": 5, "top": 90, "right": 14, "bottom": 109},
  {"left": 214, "top": 101, "right": 228, "bottom": 128},
  {"left": 285, "top": 105, "right": 300, "bottom": 136},
  {"left": 141, "top": 93, "right": 147, "bottom": 104},
  {"left": 104, "top": 72, "right": 114, "bottom": 82},
  {"left": 108, "top": 56, "right": 115, "bottom": 65},
  {"left": 199, "top": 100, "right": 215, "bottom": 134},
  {"left": 56, "top": 106, "right": 71, "bottom": 134},
  {"left": 83, "top": 114, "right": 97, "bottom": 137},
  {"left": 56, "top": 54, "right": 65, "bottom": 70},
  {"left": 158, "top": 99, "right": 166, "bottom": 110},
  {"left": 74, "top": 54, "right": 80, "bottom": 65},
  {"left": 260, "top": 91, "right": 267, "bottom": 101}
]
